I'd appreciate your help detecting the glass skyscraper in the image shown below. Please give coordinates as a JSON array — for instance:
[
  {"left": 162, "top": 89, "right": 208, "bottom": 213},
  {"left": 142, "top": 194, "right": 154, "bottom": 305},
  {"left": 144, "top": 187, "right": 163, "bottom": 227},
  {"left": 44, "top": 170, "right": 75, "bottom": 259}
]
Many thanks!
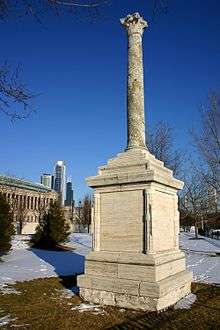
[
  {"left": 54, "top": 160, "right": 66, "bottom": 206},
  {"left": 65, "top": 181, "right": 74, "bottom": 206}
]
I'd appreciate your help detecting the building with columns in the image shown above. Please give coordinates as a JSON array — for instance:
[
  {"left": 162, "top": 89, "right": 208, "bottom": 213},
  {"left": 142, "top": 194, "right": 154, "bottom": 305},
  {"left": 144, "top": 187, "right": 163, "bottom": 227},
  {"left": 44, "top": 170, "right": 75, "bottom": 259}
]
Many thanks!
[{"left": 0, "top": 175, "right": 57, "bottom": 234}]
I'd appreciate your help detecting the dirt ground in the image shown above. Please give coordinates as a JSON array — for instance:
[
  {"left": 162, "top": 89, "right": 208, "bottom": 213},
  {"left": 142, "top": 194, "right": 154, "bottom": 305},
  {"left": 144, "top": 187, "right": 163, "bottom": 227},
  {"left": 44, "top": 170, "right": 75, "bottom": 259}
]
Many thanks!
[{"left": 0, "top": 276, "right": 220, "bottom": 330}]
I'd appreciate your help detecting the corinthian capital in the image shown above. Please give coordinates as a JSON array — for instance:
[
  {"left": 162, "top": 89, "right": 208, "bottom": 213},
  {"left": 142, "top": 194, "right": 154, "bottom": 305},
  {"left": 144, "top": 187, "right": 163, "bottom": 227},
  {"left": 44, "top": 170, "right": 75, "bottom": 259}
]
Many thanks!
[{"left": 120, "top": 12, "right": 148, "bottom": 35}]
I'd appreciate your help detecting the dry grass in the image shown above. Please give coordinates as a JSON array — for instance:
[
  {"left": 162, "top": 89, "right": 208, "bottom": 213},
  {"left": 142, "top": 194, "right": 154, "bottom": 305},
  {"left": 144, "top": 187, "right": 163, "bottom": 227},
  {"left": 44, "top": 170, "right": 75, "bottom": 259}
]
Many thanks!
[{"left": 0, "top": 277, "right": 220, "bottom": 330}]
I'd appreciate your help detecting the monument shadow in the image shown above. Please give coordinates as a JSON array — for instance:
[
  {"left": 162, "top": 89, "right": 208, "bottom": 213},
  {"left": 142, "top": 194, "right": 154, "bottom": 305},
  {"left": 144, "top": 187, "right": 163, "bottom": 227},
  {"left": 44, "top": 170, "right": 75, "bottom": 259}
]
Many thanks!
[{"left": 31, "top": 247, "right": 85, "bottom": 292}]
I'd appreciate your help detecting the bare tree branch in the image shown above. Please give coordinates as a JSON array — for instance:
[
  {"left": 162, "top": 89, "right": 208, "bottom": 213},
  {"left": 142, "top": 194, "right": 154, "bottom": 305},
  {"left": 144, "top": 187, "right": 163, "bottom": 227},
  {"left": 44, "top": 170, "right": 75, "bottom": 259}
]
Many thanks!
[
  {"left": 0, "top": 62, "right": 35, "bottom": 120},
  {"left": 179, "top": 169, "right": 217, "bottom": 238},
  {"left": 191, "top": 91, "right": 220, "bottom": 192},
  {"left": 48, "top": 0, "right": 108, "bottom": 8},
  {"left": 147, "top": 121, "right": 185, "bottom": 177}
]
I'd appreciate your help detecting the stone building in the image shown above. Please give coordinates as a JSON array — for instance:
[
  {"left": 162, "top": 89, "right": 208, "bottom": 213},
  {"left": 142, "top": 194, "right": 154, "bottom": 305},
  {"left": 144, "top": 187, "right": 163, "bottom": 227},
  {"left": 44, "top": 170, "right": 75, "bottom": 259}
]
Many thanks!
[{"left": 0, "top": 175, "right": 57, "bottom": 234}]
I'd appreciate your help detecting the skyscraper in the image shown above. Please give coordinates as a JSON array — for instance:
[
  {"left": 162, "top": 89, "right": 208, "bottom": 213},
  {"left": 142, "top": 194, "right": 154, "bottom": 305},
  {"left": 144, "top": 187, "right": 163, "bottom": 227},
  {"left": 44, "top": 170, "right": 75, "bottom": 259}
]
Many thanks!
[
  {"left": 40, "top": 173, "right": 54, "bottom": 189},
  {"left": 54, "top": 161, "right": 66, "bottom": 206},
  {"left": 65, "top": 181, "right": 74, "bottom": 206}
]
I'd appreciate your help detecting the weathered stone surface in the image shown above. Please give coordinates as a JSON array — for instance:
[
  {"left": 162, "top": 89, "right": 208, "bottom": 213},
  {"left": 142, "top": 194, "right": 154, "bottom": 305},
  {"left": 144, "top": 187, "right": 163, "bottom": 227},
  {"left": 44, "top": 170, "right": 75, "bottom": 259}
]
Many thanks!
[
  {"left": 118, "top": 263, "right": 155, "bottom": 281},
  {"left": 121, "top": 13, "right": 148, "bottom": 150},
  {"left": 85, "top": 261, "right": 118, "bottom": 278},
  {"left": 140, "top": 270, "right": 192, "bottom": 298},
  {"left": 78, "top": 275, "right": 140, "bottom": 295},
  {"left": 78, "top": 12, "right": 192, "bottom": 311},
  {"left": 79, "top": 278, "right": 191, "bottom": 311},
  {"left": 157, "top": 281, "right": 191, "bottom": 310}
]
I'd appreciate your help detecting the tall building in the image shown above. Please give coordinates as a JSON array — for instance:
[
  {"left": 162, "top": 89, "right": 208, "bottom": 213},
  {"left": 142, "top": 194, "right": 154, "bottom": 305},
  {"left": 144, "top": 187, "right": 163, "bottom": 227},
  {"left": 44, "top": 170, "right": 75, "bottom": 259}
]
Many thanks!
[
  {"left": 65, "top": 181, "right": 73, "bottom": 206},
  {"left": 54, "top": 160, "right": 66, "bottom": 206},
  {"left": 40, "top": 173, "right": 54, "bottom": 189}
]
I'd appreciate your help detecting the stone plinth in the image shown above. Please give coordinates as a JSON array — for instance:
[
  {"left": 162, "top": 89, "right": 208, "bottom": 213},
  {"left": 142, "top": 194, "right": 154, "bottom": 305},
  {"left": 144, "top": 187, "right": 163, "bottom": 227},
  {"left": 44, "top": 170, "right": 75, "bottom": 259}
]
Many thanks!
[{"left": 78, "top": 149, "right": 192, "bottom": 311}]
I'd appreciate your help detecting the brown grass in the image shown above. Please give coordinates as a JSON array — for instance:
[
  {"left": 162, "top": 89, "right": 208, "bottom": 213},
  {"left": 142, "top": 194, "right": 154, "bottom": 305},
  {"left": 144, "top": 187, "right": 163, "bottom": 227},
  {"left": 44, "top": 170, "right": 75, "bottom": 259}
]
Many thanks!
[{"left": 0, "top": 278, "right": 219, "bottom": 330}]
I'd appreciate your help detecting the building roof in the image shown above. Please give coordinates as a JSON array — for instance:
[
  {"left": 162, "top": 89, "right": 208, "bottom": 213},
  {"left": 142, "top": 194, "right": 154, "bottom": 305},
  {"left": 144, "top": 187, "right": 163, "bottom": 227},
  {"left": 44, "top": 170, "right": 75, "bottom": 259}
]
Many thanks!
[{"left": 0, "top": 175, "right": 55, "bottom": 193}]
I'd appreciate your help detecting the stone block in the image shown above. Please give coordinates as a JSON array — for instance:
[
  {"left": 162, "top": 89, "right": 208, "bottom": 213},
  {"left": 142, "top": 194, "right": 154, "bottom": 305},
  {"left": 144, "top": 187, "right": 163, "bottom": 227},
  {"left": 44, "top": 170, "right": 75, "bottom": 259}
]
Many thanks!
[
  {"left": 118, "top": 263, "right": 155, "bottom": 281},
  {"left": 157, "top": 281, "right": 191, "bottom": 310},
  {"left": 155, "top": 257, "right": 186, "bottom": 281},
  {"left": 85, "top": 260, "right": 118, "bottom": 278},
  {"left": 140, "top": 270, "right": 192, "bottom": 298},
  {"left": 78, "top": 275, "right": 140, "bottom": 295}
]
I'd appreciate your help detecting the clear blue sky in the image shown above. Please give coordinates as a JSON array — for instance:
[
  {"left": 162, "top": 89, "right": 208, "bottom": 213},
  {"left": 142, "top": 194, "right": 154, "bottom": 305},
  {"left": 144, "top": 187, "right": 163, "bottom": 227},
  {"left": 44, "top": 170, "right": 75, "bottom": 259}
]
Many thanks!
[{"left": 0, "top": 0, "right": 219, "bottom": 201}]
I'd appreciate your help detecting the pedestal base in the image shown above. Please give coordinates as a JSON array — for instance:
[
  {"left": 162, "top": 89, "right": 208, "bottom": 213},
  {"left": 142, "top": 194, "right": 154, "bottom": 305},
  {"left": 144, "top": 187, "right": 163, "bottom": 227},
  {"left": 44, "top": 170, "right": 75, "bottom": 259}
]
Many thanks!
[
  {"left": 79, "top": 149, "right": 192, "bottom": 311},
  {"left": 78, "top": 251, "right": 192, "bottom": 311}
]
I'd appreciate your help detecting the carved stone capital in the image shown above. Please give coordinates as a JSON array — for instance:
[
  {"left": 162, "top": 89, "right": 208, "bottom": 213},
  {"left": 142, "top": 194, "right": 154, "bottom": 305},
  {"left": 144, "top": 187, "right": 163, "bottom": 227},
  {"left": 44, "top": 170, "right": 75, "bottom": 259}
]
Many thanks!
[{"left": 120, "top": 12, "right": 148, "bottom": 35}]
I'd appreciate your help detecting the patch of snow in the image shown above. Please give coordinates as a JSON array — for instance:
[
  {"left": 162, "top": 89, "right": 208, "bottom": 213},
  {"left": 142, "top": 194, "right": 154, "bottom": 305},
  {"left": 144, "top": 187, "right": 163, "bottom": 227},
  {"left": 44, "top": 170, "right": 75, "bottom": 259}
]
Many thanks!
[
  {"left": 0, "top": 315, "right": 11, "bottom": 327},
  {"left": 174, "top": 293, "right": 197, "bottom": 310},
  {"left": 71, "top": 303, "right": 106, "bottom": 315},
  {"left": 11, "top": 324, "right": 29, "bottom": 328},
  {"left": 11, "top": 235, "right": 30, "bottom": 250},
  {"left": 56, "top": 288, "right": 75, "bottom": 299},
  {"left": 67, "top": 233, "right": 92, "bottom": 249},
  {"left": 0, "top": 283, "right": 20, "bottom": 295},
  {"left": 0, "top": 315, "right": 17, "bottom": 327}
]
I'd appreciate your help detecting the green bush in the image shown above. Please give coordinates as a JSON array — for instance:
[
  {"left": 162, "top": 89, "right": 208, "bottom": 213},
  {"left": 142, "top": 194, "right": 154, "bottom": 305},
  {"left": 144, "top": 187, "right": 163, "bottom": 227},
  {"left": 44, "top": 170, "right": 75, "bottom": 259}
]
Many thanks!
[
  {"left": 0, "top": 193, "right": 15, "bottom": 254},
  {"left": 31, "top": 201, "right": 70, "bottom": 249}
]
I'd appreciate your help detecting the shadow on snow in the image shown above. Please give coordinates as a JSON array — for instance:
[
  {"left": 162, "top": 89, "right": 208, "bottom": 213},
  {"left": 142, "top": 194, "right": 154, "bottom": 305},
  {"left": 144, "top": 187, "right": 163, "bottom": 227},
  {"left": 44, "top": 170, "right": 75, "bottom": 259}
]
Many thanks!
[{"left": 30, "top": 247, "right": 85, "bottom": 293}]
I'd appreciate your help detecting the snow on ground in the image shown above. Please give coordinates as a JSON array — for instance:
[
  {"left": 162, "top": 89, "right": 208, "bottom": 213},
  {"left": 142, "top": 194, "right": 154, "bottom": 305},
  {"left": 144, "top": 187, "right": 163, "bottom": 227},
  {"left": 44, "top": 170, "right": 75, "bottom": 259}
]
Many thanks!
[
  {"left": 180, "top": 232, "right": 220, "bottom": 254},
  {"left": 0, "top": 233, "right": 91, "bottom": 291},
  {"left": 0, "top": 232, "right": 220, "bottom": 292},
  {"left": 0, "top": 315, "right": 17, "bottom": 327},
  {"left": 71, "top": 303, "right": 106, "bottom": 315},
  {"left": 180, "top": 233, "right": 220, "bottom": 285},
  {"left": 11, "top": 235, "right": 30, "bottom": 250},
  {"left": 174, "top": 293, "right": 197, "bottom": 310},
  {"left": 55, "top": 288, "right": 76, "bottom": 299}
]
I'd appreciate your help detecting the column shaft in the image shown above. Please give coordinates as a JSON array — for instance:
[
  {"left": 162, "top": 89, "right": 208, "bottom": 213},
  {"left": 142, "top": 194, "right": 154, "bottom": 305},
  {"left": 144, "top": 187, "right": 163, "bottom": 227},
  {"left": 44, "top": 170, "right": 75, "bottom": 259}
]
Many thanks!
[{"left": 127, "top": 31, "right": 145, "bottom": 149}]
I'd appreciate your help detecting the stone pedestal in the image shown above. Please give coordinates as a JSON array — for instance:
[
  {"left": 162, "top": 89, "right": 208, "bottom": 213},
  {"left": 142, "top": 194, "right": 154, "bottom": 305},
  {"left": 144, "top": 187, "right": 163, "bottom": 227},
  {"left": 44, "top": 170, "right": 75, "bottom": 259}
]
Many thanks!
[{"left": 78, "top": 149, "right": 192, "bottom": 311}]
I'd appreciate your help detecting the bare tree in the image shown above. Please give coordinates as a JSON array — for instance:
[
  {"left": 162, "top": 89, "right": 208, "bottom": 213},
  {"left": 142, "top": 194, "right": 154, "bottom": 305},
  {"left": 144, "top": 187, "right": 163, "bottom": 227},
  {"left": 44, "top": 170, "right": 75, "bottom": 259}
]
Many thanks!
[
  {"left": 191, "top": 91, "right": 220, "bottom": 194},
  {"left": 147, "top": 121, "right": 185, "bottom": 177},
  {"left": 179, "top": 170, "right": 216, "bottom": 238},
  {"left": 0, "top": 184, "right": 25, "bottom": 233},
  {"left": 15, "top": 198, "right": 29, "bottom": 234},
  {"left": 35, "top": 193, "right": 49, "bottom": 222}
]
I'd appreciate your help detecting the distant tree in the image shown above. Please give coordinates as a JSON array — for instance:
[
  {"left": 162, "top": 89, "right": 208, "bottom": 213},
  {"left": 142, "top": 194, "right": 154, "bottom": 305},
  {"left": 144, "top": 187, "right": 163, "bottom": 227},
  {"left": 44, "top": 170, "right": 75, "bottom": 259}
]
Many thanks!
[
  {"left": 80, "top": 194, "right": 92, "bottom": 233},
  {"left": 179, "top": 170, "right": 216, "bottom": 238},
  {"left": 0, "top": 193, "right": 14, "bottom": 255},
  {"left": 179, "top": 210, "right": 194, "bottom": 232},
  {"left": 147, "top": 121, "right": 185, "bottom": 177},
  {"left": 191, "top": 91, "right": 220, "bottom": 194},
  {"left": 0, "top": 185, "right": 28, "bottom": 234},
  {"left": 15, "top": 199, "right": 29, "bottom": 234},
  {"left": 31, "top": 201, "right": 70, "bottom": 249}
]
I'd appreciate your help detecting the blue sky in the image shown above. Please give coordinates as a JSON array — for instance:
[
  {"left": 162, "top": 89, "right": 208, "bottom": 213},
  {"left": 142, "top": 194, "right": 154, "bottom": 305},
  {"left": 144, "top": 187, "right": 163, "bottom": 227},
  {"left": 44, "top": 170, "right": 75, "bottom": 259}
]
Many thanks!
[{"left": 0, "top": 0, "right": 220, "bottom": 201}]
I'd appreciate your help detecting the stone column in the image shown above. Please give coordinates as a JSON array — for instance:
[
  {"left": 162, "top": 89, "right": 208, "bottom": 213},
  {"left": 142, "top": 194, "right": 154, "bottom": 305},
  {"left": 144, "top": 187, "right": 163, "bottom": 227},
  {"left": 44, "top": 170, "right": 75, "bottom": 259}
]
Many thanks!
[
  {"left": 78, "top": 13, "right": 192, "bottom": 312},
  {"left": 121, "top": 13, "right": 148, "bottom": 150}
]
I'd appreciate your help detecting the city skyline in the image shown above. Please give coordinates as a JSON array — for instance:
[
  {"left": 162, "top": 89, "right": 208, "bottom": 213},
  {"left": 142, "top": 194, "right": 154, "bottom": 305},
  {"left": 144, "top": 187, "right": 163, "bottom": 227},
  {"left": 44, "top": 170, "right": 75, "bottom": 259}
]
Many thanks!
[{"left": 40, "top": 160, "right": 75, "bottom": 206}]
